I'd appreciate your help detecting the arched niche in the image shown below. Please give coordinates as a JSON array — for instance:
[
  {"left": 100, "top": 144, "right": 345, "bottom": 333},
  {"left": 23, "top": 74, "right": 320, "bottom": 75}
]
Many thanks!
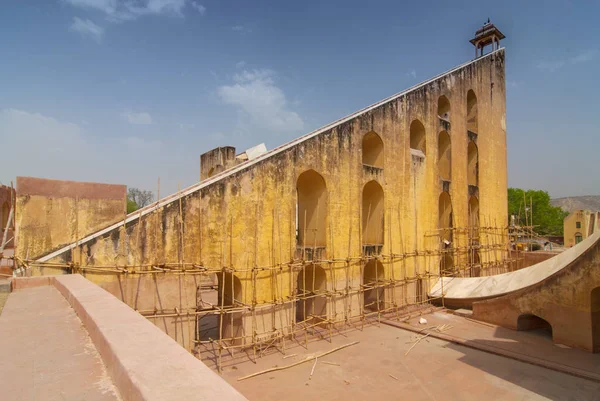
[
  {"left": 362, "top": 181, "right": 384, "bottom": 246},
  {"left": 438, "top": 95, "right": 451, "bottom": 120},
  {"left": 363, "top": 260, "right": 385, "bottom": 312},
  {"left": 296, "top": 264, "right": 327, "bottom": 323},
  {"left": 467, "top": 141, "right": 478, "bottom": 186},
  {"left": 467, "top": 90, "right": 478, "bottom": 133},
  {"left": 438, "top": 192, "right": 452, "bottom": 243},
  {"left": 362, "top": 131, "right": 384, "bottom": 168},
  {"left": 297, "top": 170, "right": 328, "bottom": 248},
  {"left": 438, "top": 131, "right": 451, "bottom": 180},
  {"left": 409, "top": 119, "right": 426, "bottom": 155},
  {"left": 517, "top": 314, "right": 553, "bottom": 339}
]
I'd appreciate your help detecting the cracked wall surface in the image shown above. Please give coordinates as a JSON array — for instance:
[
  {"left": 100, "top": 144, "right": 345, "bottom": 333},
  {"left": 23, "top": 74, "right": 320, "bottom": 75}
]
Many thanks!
[{"left": 21, "top": 50, "right": 508, "bottom": 349}]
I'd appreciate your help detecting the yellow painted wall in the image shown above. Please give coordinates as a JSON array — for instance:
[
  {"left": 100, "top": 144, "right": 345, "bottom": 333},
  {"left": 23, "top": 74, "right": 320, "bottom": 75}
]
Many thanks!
[
  {"left": 15, "top": 177, "right": 126, "bottom": 262},
  {"left": 35, "top": 50, "right": 508, "bottom": 345},
  {"left": 564, "top": 210, "right": 598, "bottom": 247}
]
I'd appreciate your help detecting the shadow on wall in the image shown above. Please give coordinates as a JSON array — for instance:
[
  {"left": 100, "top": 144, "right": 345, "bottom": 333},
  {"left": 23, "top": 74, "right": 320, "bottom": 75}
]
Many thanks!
[
  {"left": 297, "top": 170, "right": 328, "bottom": 249},
  {"left": 362, "top": 181, "right": 384, "bottom": 247}
]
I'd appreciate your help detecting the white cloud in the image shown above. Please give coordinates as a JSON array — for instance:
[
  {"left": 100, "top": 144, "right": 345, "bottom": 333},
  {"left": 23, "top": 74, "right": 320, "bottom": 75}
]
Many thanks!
[
  {"left": 62, "top": 0, "right": 118, "bottom": 14},
  {"left": 537, "top": 49, "right": 598, "bottom": 72},
  {"left": 235, "top": 60, "right": 246, "bottom": 69},
  {"left": 63, "top": 0, "right": 190, "bottom": 22},
  {"left": 190, "top": 1, "right": 206, "bottom": 15},
  {"left": 217, "top": 69, "right": 304, "bottom": 133},
  {"left": 571, "top": 49, "right": 598, "bottom": 64},
  {"left": 0, "top": 108, "right": 170, "bottom": 193},
  {"left": 406, "top": 69, "right": 416, "bottom": 79},
  {"left": 70, "top": 17, "right": 104, "bottom": 42},
  {"left": 122, "top": 111, "right": 153, "bottom": 125},
  {"left": 536, "top": 60, "right": 565, "bottom": 73},
  {"left": 231, "top": 25, "right": 252, "bottom": 33}
]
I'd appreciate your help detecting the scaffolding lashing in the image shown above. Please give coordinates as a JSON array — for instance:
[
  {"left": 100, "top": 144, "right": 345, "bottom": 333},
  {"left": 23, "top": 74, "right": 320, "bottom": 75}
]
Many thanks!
[{"left": 14, "top": 219, "right": 530, "bottom": 372}]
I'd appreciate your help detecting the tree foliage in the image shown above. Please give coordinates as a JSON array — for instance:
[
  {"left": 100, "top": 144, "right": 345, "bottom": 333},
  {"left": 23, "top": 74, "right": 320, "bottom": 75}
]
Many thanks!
[
  {"left": 507, "top": 188, "right": 568, "bottom": 236},
  {"left": 127, "top": 188, "right": 154, "bottom": 214}
]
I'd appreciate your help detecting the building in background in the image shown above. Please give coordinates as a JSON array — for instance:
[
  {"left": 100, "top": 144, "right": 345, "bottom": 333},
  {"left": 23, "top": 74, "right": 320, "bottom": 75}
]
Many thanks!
[{"left": 564, "top": 209, "right": 600, "bottom": 247}]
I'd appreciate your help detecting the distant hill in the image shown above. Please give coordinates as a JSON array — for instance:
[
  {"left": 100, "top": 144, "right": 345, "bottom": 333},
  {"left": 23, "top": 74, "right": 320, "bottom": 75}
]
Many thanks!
[{"left": 550, "top": 196, "right": 600, "bottom": 213}]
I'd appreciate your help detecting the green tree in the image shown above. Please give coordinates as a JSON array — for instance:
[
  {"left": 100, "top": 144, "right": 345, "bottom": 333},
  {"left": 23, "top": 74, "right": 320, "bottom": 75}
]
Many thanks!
[
  {"left": 127, "top": 198, "right": 139, "bottom": 214},
  {"left": 126, "top": 187, "right": 154, "bottom": 214},
  {"left": 508, "top": 188, "right": 568, "bottom": 236}
]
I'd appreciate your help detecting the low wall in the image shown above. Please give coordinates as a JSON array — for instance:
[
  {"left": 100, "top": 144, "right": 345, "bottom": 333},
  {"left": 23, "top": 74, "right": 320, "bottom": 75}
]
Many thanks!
[
  {"left": 516, "top": 251, "right": 560, "bottom": 270},
  {"left": 11, "top": 275, "right": 249, "bottom": 401}
]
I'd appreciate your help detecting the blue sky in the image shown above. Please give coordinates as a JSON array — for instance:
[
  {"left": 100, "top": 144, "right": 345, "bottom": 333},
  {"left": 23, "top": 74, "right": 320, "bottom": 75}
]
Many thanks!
[{"left": 0, "top": 0, "right": 598, "bottom": 198}]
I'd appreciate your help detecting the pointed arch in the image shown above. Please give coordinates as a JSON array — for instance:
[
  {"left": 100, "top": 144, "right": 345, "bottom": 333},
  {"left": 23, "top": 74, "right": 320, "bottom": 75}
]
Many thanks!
[
  {"left": 467, "top": 90, "right": 478, "bottom": 133},
  {"left": 362, "top": 180, "right": 384, "bottom": 246},
  {"left": 467, "top": 141, "right": 478, "bottom": 186},
  {"left": 362, "top": 131, "right": 384, "bottom": 168},
  {"left": 438, "top": 95, "right": 451, "bottom": 120},
  {"left": 297, "top": 170, "right": 328, "bottom": 247},
  {"left": 409, "top": 119, "right": 426, "bottom": 155},
  {"left": 438, "top": 131, "right": 451, "bottom": 180}
]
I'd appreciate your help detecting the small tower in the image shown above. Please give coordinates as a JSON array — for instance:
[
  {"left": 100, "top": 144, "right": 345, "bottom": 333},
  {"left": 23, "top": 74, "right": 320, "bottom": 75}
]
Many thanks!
[{"left": 470, "top": 19, "right": 505, "bottom": 58}]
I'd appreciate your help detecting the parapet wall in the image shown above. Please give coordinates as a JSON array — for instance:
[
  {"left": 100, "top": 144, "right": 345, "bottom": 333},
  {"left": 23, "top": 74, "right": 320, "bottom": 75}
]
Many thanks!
[{"left": 11, "top": 274, "right": 248, "bottom": 401}]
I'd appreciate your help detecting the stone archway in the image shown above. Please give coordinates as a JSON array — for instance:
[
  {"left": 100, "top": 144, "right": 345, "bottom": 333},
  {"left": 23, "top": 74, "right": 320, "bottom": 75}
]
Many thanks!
[{"left": 517, "top": 314, "right": 553, "bottom": 339}]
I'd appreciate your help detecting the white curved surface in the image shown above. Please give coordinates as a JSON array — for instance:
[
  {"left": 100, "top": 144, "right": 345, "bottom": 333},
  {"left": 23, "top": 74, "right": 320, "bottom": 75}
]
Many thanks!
[{"left": 429, "top": 230, "right": 600, "bottom": 300}]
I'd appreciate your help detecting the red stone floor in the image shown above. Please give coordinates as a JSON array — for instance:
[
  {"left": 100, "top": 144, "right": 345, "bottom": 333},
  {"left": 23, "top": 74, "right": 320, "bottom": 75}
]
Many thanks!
[
  {"left": 215, "top": 315, "right": 600, "bottom": 401},
  {"left": 0, "top": 286, "right": 121, "bottom": 401},
  {"left": 402, "top": 311, "right": 600, "bottom": 377}
]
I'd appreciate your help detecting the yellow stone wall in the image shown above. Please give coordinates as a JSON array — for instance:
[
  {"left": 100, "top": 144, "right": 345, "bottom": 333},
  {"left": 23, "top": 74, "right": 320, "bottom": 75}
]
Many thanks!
[
  {"left": 564, "top": 210, "right": 599, "bottom": 247},
  {"left": 15, "top": 177, "right": 126, "bottom": 262},
  {"left": 35, "top": 50, "right": 508, "bottom": 345}
]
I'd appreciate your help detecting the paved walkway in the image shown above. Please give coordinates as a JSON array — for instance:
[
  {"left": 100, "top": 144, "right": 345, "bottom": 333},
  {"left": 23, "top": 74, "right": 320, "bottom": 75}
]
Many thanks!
[{"left": 0, "top": 286, "right": 121, "bottom": 401}]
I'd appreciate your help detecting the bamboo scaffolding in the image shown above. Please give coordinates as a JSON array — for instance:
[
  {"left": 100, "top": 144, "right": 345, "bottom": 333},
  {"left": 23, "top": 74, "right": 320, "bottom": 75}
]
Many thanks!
[{"left": 13, "top": 219, "right": 529, "bottom": 372}]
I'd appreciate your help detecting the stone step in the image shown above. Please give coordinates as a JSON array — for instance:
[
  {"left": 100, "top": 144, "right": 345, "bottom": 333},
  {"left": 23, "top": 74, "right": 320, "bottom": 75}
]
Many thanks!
[
  {"left": 453, "top": 308, "right": 473, "bottom": 318},
  {"left": 0, "top": 279, "right": 11, "bottom": 293}
]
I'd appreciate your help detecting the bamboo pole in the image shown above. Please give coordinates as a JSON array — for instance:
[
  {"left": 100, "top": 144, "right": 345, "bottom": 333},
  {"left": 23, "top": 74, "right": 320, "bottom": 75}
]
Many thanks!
[{"left": 237, "top": 341, "right": 359, "bottom": 381}]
